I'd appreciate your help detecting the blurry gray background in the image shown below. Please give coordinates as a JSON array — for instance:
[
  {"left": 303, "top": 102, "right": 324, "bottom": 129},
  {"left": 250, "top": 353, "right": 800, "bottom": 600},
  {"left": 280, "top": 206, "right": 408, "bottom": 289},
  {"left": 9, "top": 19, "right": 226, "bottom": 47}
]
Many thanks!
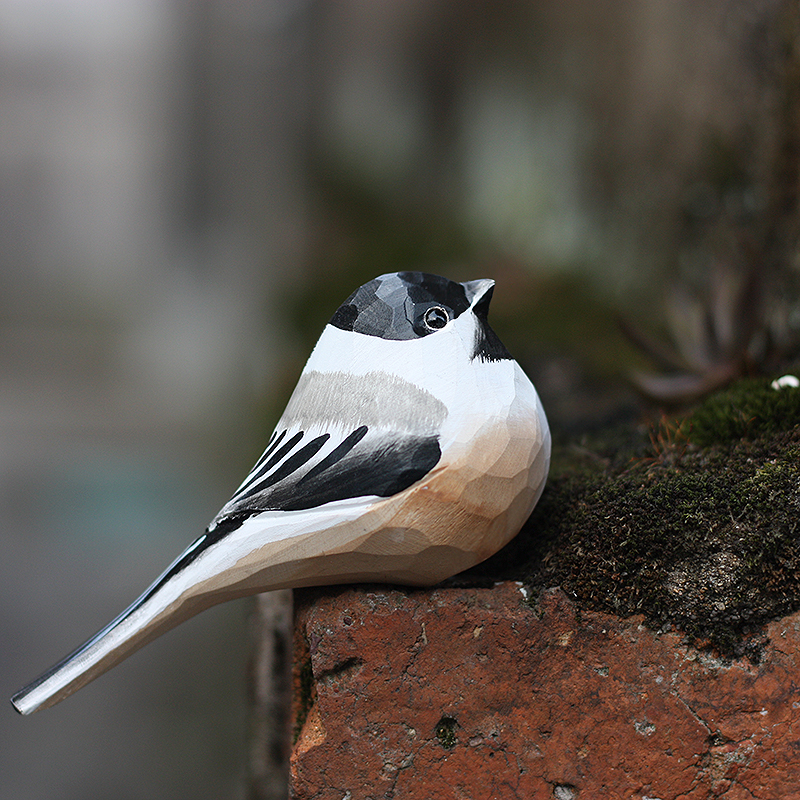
[{"left": 1, "top": 1, "right": 791, "bottom": 799}]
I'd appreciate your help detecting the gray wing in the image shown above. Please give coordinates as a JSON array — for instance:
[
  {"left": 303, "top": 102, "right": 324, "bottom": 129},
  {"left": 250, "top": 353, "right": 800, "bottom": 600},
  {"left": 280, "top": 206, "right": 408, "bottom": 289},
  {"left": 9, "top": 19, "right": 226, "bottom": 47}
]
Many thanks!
[{"left": 211, "top": 368, "right": 448, "bottom": 531}]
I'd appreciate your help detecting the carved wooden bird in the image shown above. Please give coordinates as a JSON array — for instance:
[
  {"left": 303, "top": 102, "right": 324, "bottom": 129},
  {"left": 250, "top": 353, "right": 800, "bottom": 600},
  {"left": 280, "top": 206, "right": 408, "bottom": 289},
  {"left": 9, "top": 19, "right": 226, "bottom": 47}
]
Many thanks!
[{"left": 12, "top": 271, "right": 550, "bottom": 715}]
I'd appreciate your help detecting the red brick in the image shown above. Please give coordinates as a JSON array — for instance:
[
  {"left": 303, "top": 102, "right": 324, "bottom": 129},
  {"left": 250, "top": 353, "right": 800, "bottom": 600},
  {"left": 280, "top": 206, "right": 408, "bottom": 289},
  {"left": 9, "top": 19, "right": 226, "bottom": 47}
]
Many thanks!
[{"left": 290, "top": 584, "right": 800, "bottom": 799}]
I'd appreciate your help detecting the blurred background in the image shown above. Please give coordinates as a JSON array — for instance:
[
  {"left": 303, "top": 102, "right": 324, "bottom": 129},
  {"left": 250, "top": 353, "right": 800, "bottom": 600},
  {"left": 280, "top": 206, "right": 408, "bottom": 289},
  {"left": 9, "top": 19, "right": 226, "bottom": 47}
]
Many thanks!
[{"left": 2, "top": 1, "right": 798, "bottom": 798}]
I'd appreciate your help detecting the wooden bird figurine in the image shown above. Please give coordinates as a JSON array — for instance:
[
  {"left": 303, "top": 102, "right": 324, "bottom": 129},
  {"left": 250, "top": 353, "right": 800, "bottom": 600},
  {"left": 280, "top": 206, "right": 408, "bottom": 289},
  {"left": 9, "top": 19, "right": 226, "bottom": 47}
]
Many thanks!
[{"left": 12, "top": 271, "right": 550, "bottom": 715}]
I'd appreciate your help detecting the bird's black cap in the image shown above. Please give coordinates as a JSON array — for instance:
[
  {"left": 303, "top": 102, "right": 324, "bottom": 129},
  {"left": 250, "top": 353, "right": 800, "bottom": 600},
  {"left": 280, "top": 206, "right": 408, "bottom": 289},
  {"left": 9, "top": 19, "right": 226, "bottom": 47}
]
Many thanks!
[{"left": 330, "top": 272, "right": 472, "bottom": 341}]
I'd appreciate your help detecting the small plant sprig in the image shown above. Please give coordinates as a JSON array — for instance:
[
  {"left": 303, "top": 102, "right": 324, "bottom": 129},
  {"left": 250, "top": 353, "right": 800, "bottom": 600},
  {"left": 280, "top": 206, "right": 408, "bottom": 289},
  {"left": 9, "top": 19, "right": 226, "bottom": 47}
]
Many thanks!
[{"left": 644, "top": 415, "right": 691, "bottom": 467}]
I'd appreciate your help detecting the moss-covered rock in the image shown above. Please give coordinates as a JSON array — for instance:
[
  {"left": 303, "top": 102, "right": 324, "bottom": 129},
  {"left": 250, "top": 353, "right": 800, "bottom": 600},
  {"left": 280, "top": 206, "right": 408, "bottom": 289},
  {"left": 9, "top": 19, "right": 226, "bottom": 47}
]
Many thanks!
[
  {"left": 688, "top": 375, "right": 800, "bottom": 447},
  {"left": 462, "top": 377, "right": 800, "bottom": 661}
]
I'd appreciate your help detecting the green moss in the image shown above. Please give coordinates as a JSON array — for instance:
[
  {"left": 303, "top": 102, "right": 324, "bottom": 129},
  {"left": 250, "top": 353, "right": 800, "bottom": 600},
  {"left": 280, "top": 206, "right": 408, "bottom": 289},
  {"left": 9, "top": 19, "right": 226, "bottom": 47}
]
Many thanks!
[
  {"left": 464, "top": 409, "right": 800, "bottom": 661},
  {"left": 688, "top": 376, "right": 800, "bottom": 447}
]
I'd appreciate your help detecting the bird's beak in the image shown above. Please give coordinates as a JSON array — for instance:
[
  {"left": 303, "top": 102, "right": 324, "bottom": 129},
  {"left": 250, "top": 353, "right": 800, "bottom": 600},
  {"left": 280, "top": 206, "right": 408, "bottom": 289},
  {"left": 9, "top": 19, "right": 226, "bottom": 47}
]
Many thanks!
[{"left": 461, "top": 278, "right": 495, "bottom": 308}]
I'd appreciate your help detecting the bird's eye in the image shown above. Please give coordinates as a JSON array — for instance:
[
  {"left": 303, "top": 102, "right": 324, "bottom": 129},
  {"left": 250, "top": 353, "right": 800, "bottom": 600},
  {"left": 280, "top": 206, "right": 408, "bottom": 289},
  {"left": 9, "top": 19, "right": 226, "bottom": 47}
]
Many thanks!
[{"left": 423, "top": 306, "right": 449, "bottom": 330}]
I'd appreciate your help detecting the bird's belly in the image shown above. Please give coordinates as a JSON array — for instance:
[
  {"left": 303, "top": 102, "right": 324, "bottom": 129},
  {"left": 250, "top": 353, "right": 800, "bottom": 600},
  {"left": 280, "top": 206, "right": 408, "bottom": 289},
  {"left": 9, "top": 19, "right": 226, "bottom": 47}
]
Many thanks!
[{"left": 373, "top": 407, "right": 550, "bottom": 581}]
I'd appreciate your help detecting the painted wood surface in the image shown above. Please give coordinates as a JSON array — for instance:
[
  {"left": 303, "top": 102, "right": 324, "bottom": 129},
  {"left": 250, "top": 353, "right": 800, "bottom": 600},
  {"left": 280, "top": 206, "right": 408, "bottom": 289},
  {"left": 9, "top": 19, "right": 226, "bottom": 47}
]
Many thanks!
[{"left": 12, "top": 272, "right": 550, "bottom": 715}]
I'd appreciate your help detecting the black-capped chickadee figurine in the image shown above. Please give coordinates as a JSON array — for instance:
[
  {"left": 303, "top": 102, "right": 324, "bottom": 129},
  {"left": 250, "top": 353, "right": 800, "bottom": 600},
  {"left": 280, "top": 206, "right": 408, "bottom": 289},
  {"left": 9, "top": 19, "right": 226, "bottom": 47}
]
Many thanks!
[{"left": 12, "top": 271, "right": 550, "bottom": 715}]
